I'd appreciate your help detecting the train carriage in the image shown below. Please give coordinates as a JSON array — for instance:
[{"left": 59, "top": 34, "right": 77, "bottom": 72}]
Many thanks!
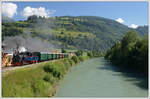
[
  {"left": 40, "top": 52, "right": 48, "bottom": 61},
  {"left": 47, "top": 53, "right": 53, "bottom": 60},
  {"left": 59, "top": 54, "right": 63, "bottom": 59},
  {"left": 63, "top": 53, "right": 69, "bottom": 58},
  {"left": 33, "top": 52, "right": 48, "bottom": 62},
  {"left": 56, "top": 54, "right": 59, "bottom": 59},
  {"left": 52, "top": 54, "right": 56, "bottom": 59}
]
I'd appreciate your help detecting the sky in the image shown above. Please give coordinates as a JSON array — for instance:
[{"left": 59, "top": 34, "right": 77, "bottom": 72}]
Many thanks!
[{"left": 2, "top": 1, "right": 149, "bottom": 28}]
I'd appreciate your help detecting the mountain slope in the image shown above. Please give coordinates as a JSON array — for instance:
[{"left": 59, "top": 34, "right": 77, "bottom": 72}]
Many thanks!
[
  {"left": 135, "top": 26, "right": 148, "bottom": 37},
  {"left": 2, "top": 16, "right": 148, "bottom": 51}
]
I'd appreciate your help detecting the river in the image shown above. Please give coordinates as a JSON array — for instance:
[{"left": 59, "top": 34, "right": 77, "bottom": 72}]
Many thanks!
[{"left": 55, "top": 57, "right": 148, "bottom": 97}]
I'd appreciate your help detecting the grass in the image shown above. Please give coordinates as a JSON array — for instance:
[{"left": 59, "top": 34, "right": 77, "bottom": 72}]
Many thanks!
[{"left": 2, "top": 56, "right": 89, "bottom": 97}]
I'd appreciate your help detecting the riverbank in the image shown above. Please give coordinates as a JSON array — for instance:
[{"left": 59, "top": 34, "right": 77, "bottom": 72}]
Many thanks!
[{"left": 2, "top": 55, "right": 90, "bottom": 97}]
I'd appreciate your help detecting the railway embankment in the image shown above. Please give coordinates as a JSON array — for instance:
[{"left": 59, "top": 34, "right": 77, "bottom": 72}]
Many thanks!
[{"left": 2, "top": 55, "right": 89, "bottom": 97}]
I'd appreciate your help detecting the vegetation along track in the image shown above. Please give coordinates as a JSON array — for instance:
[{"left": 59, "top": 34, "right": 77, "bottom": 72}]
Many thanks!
[{"left": 2, "top": 55, "right": 90, "bottom": 97}]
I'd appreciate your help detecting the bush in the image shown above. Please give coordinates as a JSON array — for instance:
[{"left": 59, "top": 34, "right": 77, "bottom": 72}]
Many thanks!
[
  {"left": 71, "top": 56, "right": 79, "bottom": 64},
  {"left": 32, "top": 80, "right": 52, "bottom": 97},
  {"left": 87, "top": 51, "right": 93, "bottom": 57},
  {"left": 79, "top": 56, "right": 84, "bottom": 61},
  {"left": 61, "top": 48, "right": 67, "bottom": 53},
  {"left": 43, "top": 73, "right": 55, "bottom": 84},
  {"left": 62, "top": 59, "right": 72, "bottom": 70},
  {"left": 68, "top": 58, "right": 75, "bottom": 66},
  {"left": 75, "top": 50, "right": 83, "bottom": 56},
  {"left": 43, "top": 63, "right": 63, "bottom": 79},
  {"left": 43, "top": 64, "right": 53, "bottom": 73}
]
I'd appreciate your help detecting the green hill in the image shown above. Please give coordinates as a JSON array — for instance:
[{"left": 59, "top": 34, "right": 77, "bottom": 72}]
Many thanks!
[{"left": 2, "top": 16, "right": 148, "bottom": 51}]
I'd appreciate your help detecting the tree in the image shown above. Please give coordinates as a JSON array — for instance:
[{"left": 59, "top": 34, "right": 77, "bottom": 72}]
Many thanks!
[
  {"left": 105, "top": 31, "right": 148, "bottom": 76},
  {"left": 121, "top": 30, "right": 140, "bottom": 49},
  {"left": 27, "top": 15, "right": 38, "bottom": 22},
  {"left": 87, "top": 51, "right": 93, "bottom": 57},
  {"left": 61, "top": 48, "right": 67, "bottom": 53},
  {"left": 75, "top": 50, "right": 83, "bottom": 56}
]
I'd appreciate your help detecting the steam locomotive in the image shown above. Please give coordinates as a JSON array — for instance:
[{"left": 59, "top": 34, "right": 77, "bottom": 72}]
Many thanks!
[{"left": 11, "top": 51, "right": 69, "bottom": 66}]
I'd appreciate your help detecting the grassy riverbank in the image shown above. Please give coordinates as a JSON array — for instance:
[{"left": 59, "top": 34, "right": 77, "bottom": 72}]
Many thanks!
[{"left": 2, "top": 55, "right": 89, "bottom": 97}]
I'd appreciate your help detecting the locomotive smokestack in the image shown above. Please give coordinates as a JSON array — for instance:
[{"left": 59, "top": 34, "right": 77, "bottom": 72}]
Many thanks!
[{"left": 18, "top": 46, "right": 27, "bottom": 53}]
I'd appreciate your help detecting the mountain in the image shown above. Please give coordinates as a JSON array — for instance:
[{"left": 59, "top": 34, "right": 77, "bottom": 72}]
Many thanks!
[
  {"left": 2, "top": 16, "right": 148, "bottom": 51},
  {"left": 135, "top": 26, "right": 148, "bottom": 37}
]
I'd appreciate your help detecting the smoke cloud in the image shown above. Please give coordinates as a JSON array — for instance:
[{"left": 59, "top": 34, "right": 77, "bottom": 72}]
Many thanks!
[{"left": 3, "top": 17, "right": 59, "bottom": 53}]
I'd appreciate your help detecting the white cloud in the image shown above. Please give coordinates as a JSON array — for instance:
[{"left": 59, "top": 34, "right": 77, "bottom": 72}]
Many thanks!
[
  {"left": 2, "top": 3, "right": 17, "bottom": 18},
  {"left": 116, "top": 18, "right": 124, "bottom": 24},
  {"left": 22, "top": 6, "right": 55, "bottom": 18},
  {"left": 129, "top": 24, "right": 138, "bottom": 29}
]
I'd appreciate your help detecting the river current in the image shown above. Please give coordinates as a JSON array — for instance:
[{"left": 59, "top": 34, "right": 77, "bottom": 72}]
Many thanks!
[{"left": 55, "top": 57, "right": 148, "bottom": 97}]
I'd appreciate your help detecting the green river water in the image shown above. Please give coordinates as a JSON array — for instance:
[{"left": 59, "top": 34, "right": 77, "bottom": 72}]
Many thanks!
[{"left": 55, "top": 57, "right": 148, "bottom": 97}]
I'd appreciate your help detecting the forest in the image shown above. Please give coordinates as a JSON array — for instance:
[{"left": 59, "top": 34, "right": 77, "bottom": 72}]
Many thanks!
[{"left": 105, "top": 30, "right": 148, "bottom": 76}]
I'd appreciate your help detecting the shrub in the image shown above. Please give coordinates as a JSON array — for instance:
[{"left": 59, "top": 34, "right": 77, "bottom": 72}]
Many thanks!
[
  {"left": 61, "top": 48, "right": 67, "bottom": 53},
  {"left": 43, "top": 63, "right": 63, "bottom": 79},
  {"left": 32, "top": 80, "right": 52, "bottom": 97},
  {"left": 53, "top": 66, "right": 63, "bottom": 79},
  {"left": 79, "top": 56, "right": 84, "bottom": 61},
  {"left": 75, "top": 50, "right": 83, "bottom": 56},
  {"left": 71, "top": 56, "right": 79, "bottom": 64},
  {"left": 43, "top": 64, "right": 53, "bottom": 73},
  {"left": 62, "top": 59, "right": 71, "bottom": 70},
  {"left": 68, "top": 59, "right": 74, "bottom": 66},
  {"left": 87, "top": 51, "right": 93, "bottom": 57},
  {"left": 43, "top": 73, "right": 55, "bottom": 84}
]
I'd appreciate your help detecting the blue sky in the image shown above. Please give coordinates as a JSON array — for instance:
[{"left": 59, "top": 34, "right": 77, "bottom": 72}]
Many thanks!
[{"left": 2, "top": 1, "right": 148, "bottom": 27}]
